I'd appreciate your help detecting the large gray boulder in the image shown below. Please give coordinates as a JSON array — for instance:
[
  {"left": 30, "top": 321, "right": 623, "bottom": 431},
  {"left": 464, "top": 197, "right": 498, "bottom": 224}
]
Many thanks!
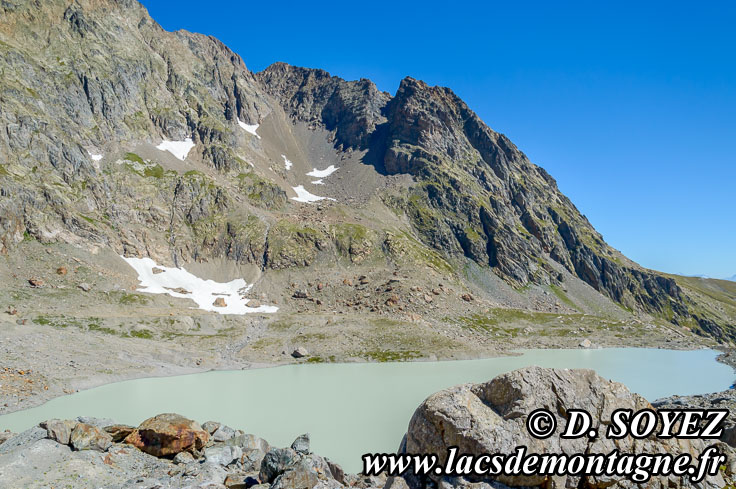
[
  {"left": 41, "top": 419, "right": 78, "bottom": 445},
  {"left": 406, "top": 366, "right": 725, "bottom": 489}
]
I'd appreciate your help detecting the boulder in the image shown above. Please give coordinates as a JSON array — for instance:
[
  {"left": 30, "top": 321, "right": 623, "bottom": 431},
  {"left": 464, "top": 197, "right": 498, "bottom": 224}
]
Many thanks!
[
  {"left": 212, "top": 424, "right": 237, "bottom": 442},
  {"left": 124, "top": 413, "right": 209, "bottom": 457},
  {"left": 406, "top": 366, "right": 725, "bottom": 488},
  {"left": 259, "top": 447, "right": 298, "bottom": 483},
  {"left": 174, "top": 451, "right": 196, "bottom": 464},
  {"left": 203, "top": 421, "right": 222, "bottom": 434},
  {"left": 326, "top": 458, "right": 345, "bottom": 484},
  {"left": 224, "top": 474, "right": 260, "bottom": 489},
  {"left": 271, "top": 455, "right": 336, "bottom": 489},
  {"left": 205, "top": 445, "right": 243, "bottom": 466},
  {"left": 41, "top": 419, "right": 78, "bottom": 445},
  {"left": 290, "top": 433, "right": 310, "bottom": 454},
  {"left": 213, "top": 297, "right": 227, "bottom": 307},
  {"left": 579, "top": 338, "right": 592, "bottom": 348},
  {"left": 104, "top": 424, "right": 136, "bottom": 442},
  {"left": 291, "top": 347, "right": 309, "bottom": 358},
  {"left": 70, "top": 423, "right": 112, "bottom": 452}
]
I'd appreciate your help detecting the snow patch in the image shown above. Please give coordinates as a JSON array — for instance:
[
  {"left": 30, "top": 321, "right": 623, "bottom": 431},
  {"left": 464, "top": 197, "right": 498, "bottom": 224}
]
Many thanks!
[
  {"left": 121, "top": 256, "right": 278, "bottom": 315},
  {"left": 306, "top": 165, "right": 338, "bottom": 178},
  {"left": 291, "top": 185, "right": 336, "bottom": 203},
  {"left": 238, "top": 119, "right": 261, "bottom": 139},
  {"left": 88, "top": 151, "right": 103, "bottom": 162},
  {"left": 156, "top": 138, "right": 195, "bottom": 161},
  {"left": 281, "top": 155, "right": 293, "bottom": 170},
  {"left": 311, "top": 179, "right": 324, "bottom": 185}
]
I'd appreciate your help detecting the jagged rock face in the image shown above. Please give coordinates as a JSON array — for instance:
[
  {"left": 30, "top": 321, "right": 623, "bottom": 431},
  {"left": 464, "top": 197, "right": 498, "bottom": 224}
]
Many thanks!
[
  {"left": 260, "top": 68, "right": 704, "bottom": 334},
  {"left": 0, "top": 0, "right": 270, "bottom": 258},
  {"left": 405, "top": 366, "right": 725, "bottom": 488},
  {"left": 257, "top": 62, "right": 390, "bottom": 151}
]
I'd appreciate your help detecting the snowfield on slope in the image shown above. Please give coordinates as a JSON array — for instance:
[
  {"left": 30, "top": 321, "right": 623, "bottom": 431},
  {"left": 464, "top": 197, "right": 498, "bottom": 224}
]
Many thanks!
[
  {"left": 282, "top": 154, "right": 293, "bottom": 170},
  {"left": 306, "top": 165, "right": 338, "bottom": 178},
  {"left": 238, "top": 119, "right": 261, "bottom": 139},
  {"left": 156, "top": 138, "right": 195, "bottom": 161},
  {"left": 291, "top": 185, "right": 336, "bottom": 203},
  {"left": 122, "top": 257, "right": 278, "bottom": 315}
]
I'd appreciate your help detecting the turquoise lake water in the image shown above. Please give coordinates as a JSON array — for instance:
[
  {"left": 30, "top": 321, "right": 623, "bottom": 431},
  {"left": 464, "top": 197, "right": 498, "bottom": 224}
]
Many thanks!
[{"left": 0, "top": 348, "right": 732, "bottom": 472}]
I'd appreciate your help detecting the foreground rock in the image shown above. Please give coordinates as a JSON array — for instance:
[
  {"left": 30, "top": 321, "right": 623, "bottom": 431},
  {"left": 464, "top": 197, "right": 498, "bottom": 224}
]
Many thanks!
[
  {"left": 123, "top": 413, "right": 209, "bottom": 457},
  {"left": 0, "top": 412, "right": 381, "bottom": 489},
  {"left": 0, "top": 368, "right": 733, "bottom": 488},
  {"left": 406, "top": 366, "right": 728, "bottom": 488}
]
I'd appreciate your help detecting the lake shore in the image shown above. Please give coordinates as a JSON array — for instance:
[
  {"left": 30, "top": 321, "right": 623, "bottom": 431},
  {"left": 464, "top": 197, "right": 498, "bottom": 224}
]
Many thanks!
[{"left": 0, "top": 307, "right": 726, "bottom": 419}]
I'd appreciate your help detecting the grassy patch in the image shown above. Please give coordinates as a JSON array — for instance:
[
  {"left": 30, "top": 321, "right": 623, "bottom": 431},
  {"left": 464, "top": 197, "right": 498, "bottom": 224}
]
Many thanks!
[
  {"left": 124, "top": 152, "right": 145, "bottom": 165},
  {"left": 364, "top": 350, "right": 423, "bottom": 362},
  {"left": 550, "top": 284, "right": 578, "bottom": 310}
]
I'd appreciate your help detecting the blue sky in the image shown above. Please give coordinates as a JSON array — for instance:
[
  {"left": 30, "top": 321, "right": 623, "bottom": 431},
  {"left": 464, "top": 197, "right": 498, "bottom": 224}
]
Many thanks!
[{"left": 143, "top": 0, "right": 735, "bottom": 279}]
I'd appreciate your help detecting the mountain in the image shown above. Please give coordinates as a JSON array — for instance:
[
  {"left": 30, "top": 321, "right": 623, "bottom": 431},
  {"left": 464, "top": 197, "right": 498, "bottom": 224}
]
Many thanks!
[
  {"left": 0, "top": 0, "right": 734, "bottom": 348},
  {"left": 726, "top": 275, "right": 736, "bottom": 282}
]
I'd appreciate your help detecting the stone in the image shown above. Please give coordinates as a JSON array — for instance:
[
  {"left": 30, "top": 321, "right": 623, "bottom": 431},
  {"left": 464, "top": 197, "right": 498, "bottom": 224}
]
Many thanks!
[
  {"left": 423, "top": 294, "right": 433, "bottom": 303},
  {"left": 104, "top": 424, "right": 136, "bottom": 442},
  {"left": 28, "top": 278, "right": 44, "bottom": 287},
  {"left": 41, "top": 419, "right": 78, "bottom": 445},
  {"left": 78, "top": 282, "right": 92, "bottom": 292},
  {"left": 326, "top": 458, "right": 345, "bottom": 484},
  {"left": 384, "top": 476, "right": 410, "bottom": 489},
  {"left": 290, "top": 433, "right": 310, "bottom": 454},
  {"left": 202, "top": 421, "right": 222, "bottom": 434},
  {"left": 291, "top": 347, "right": 309, "bottom": 358},
  {"left": 213, "top": 297, "right": 227, "bottom": 307},
  {"left": 56, "top": 266, "right": 67, "bottom": 275},
  {"left": 406, "top": 366, "right": 725, "bottom": 488},
  {"left": 461, "top": 294, "right": 473, "bottom": 302},
  {"left": 76, "top": 416, "right": 116, "bottom": 429},
  {"left": 579, "top": 338, "right": 592, "bottom": 348},
  {"left": 212, "top": 424, "right": 236, "bottom": 442},
  {"left": 224, "top": 474, "right": 258, "bottom": 489},
  {"left": 205, "top": 445, "right": 243, "bottom": 466},
  {"left": 259, "top": 447, "right": 297, "bottom": 483},
  {"left": 292, "top": 290, "right": 309, "bottom": 299},
  {"left": 174, "top": 451, "right": 195, "bottom": 464},
  {"left": 152, "top": 267, "right": 165, "bottom": 274},
  {"left": 124, "top": 413, "right": 209, "bottom": 457},
  {"left": 70, "top": 422, "right": 112, "bottom": 452},
  {"left": 0, "top": 431, "right": 15, "bottom": 446}
]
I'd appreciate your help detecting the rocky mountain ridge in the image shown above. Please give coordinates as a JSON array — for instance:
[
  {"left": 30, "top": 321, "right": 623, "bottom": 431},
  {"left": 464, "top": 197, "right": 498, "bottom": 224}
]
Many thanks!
[{"left": 0, "top": 0, "right": 733, "bottom": 348}]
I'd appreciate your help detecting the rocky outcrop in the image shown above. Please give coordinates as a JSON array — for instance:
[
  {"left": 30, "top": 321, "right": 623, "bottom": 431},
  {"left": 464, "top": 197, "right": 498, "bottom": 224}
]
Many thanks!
[
  {"left": 405, "top": 366, "right": 727, "bottom": 488},
  {"left": 0, "top": 412, "right": 382, "bottom": 489},
  {"left": 260, "top": 66, "right": 734, "bottom": 339}
]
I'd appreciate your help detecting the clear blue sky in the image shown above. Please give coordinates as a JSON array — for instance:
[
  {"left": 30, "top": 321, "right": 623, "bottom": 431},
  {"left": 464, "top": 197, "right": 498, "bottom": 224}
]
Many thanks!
[{"left": 143, "top": 0, "right": 735, "bottom": 279}]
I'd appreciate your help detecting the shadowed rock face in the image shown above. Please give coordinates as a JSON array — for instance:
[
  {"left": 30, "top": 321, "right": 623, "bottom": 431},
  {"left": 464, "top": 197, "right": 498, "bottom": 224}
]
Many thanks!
[{"left": 405, "top": 366, "right": 727, "bottom": 488}]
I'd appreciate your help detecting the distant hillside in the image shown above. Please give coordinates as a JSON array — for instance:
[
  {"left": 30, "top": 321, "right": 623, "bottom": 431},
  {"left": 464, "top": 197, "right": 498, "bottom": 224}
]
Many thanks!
[{"left": 0, "top": 0, "right": 733, "bottom": 342}]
